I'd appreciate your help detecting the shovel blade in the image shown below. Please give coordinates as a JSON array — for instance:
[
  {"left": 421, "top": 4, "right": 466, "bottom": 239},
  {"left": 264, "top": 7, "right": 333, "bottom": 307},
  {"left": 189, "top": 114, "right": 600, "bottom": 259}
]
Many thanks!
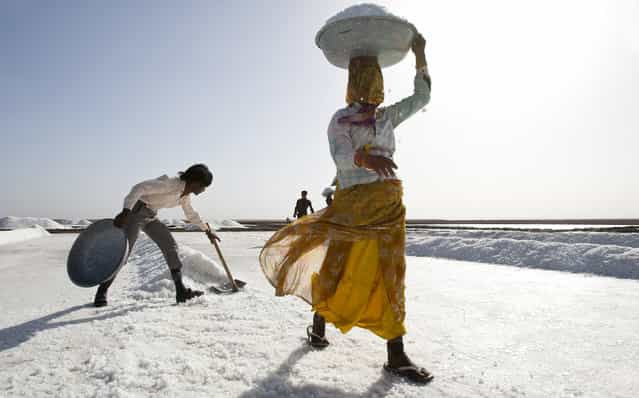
[{"left": 208, "top": 279, "right": 247, "bottom": 294}]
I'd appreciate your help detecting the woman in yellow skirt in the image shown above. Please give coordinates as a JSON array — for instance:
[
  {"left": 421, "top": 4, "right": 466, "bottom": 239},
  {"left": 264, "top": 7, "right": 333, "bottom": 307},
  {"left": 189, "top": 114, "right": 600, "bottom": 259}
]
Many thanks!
[{"left": 260, "top": 33, "right": 432, "bottom": 383}]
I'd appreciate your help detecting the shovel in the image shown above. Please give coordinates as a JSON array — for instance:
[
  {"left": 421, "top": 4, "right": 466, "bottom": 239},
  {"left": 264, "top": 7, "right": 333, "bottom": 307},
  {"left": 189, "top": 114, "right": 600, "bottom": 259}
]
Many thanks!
[{"left": 206, "top": 223, "right": 246, "bottom": 294}]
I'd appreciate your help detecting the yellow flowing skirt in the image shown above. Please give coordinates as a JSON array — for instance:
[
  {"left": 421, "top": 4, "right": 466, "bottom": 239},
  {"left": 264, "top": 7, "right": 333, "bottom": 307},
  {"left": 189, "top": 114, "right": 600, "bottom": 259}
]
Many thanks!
[{"left": 259, "top": 180, "right": 407, "bottom": 340}]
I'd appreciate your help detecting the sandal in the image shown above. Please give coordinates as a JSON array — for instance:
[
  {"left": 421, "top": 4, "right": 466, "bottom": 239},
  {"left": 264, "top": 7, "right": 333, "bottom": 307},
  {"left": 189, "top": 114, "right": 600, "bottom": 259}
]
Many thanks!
[
  {"left": 383, "top": 363, "right": 434, "bottom": 384},
  {"left": 306, "top": 325, "right": 330, "bottom": 349}
]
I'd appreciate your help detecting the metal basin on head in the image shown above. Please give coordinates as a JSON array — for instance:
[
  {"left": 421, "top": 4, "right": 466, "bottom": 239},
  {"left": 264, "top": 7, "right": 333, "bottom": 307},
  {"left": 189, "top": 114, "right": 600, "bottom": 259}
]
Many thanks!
[{"left": 316, "top": 16, "right": 417, "bottom": 69}]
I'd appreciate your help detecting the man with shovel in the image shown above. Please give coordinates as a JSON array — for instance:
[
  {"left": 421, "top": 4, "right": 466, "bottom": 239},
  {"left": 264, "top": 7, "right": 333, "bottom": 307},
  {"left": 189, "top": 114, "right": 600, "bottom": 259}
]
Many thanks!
[{"left": 94, "top": 164, "right": 220, "bottom": 307}]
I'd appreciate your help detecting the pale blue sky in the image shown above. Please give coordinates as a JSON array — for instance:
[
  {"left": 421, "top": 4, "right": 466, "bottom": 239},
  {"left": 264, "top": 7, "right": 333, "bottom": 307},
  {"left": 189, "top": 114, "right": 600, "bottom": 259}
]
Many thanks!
[{"left": 1, "top": 1, "right": 638, "bottom": 220}]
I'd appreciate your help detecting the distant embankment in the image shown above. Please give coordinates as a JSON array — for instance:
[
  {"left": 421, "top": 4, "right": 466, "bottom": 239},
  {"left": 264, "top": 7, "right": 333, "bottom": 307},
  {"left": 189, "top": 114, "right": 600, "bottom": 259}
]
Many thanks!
[
  {"left": 7, "top": 219, "right": 639, "bottom": 234},
  {"left": 234, "top": 219, "right": 639, "bottom": 233},
  {"left": 408, "top": 219, "right": 639, "bottom": 225}
]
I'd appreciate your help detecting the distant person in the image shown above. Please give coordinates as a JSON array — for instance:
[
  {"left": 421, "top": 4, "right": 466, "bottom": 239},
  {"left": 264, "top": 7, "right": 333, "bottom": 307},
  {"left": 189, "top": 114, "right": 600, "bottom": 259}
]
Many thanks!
[
  {"left": 322, "top": 186, "right": 335, "bottom": 207},
  {"left": 325, "top": 194, "right": 333, "bottom": 206},
  {"left": 94, "top": 164, "right": 220, "bottom": 307},
  {"left": 293, "top": 190, "right": 314, "bottom": 219}
]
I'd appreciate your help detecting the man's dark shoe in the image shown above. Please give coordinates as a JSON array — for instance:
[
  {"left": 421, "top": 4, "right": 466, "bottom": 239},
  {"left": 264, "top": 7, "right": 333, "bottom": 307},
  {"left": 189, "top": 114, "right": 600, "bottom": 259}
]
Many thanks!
[
  {"left": 176, "top": 287, "right": 204, "bottom": 303},
  {"left": 93, "top": 280, "right": 112, "bottom": 307},
  {"left": 172, "top": 269, "right": 203, "bottom": 303}
]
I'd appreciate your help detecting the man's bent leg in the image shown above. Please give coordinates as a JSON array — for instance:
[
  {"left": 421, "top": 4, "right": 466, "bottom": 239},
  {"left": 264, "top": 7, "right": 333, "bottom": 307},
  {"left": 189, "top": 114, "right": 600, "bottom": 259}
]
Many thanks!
[
  {"left": 94, "top": 203, "right": 147, "bottom": 307},
  {"left": 143, "top": 219, "right": 203, "bottom": 303}
]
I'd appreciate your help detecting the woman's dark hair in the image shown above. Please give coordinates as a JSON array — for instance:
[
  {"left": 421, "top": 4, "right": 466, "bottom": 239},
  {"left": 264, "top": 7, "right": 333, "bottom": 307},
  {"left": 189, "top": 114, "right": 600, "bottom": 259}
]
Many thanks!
[{"left": 179, "top": 164, "right": 213, "bottom": 187}]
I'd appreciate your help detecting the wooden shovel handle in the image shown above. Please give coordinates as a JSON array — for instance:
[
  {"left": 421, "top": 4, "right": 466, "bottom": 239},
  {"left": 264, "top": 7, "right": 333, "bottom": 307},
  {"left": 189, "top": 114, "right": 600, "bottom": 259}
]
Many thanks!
[{"left": 207, "top": 223, "right": 239, "bottom": 291}]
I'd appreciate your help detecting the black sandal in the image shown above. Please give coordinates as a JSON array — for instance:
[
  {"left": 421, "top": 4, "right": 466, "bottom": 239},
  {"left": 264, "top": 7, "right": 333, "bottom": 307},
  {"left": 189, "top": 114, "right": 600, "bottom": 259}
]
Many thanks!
[
  {"left": 306, "top": 325, "right": 330, "bottom": 349},
  {"left": 383, "top": 363, "right": 434, "bottom": 384}
]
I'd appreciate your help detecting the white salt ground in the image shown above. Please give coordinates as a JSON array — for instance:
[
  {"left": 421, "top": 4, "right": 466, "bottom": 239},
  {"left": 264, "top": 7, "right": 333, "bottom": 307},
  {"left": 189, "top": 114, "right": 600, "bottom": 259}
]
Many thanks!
[{"left": 0, "top": 231, "right": 638, "bottom": 397}]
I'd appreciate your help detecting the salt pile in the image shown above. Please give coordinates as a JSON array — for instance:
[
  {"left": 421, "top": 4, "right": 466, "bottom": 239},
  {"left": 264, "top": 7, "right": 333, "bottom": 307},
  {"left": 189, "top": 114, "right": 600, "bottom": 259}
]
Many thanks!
[
  {"left": 316, "top": 3, "right": 415, "bottom": 69},
  {"left": 184, "top": 220, "right": 246, "bottom": 231},
  {"left": 0, "top": 225, "right": 50, "bottom": 246},
  {"left": 0, "top": 216, "right": 66, "bottom": 230},
  {"left": 184, "top": 223, "right": 204, "bottom": 231},
  {"left": 216, "top": 219, "right": 246, "bottom": 228},
  {"left": 127, "top": 235, "right": 227, "bottom": 298},
  {"left": 161, "top": 219, "right": 186, "bottom": 227},
  {"left": 325, "top": 3, "right": 405, "bottom": 25}
]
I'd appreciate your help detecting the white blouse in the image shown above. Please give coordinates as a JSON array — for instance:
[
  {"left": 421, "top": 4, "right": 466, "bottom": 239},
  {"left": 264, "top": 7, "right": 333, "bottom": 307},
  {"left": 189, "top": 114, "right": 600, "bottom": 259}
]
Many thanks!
[{"left": 327, "top": 66, "right": 431, "bottom": 189}]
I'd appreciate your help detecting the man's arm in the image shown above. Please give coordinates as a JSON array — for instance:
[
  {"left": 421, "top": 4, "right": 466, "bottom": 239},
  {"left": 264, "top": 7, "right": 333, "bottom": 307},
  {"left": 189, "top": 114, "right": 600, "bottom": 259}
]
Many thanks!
[
  {"left": 181, "top": 196, "right": 207, "bottom": 231},
  {"left": 309, "top": 201, "right": 314, "bottom": 214}
]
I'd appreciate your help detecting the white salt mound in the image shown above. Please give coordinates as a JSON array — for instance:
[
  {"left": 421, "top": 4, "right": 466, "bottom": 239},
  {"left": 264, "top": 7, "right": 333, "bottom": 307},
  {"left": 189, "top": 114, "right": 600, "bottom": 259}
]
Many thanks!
[
  {"left": 0, "top": 216, "right": 66, "bottom": 230},
  {"left": 161, "top": 219, "right": 185, "bottom": 227},
  {"left": 187, "top": 220, "right": 246, "bottom": 231},
  {"left": 218, "top": 219, "right": 246, "bottom": 228},
  {"left": 127, "top": 236, "right": 227, "bottom": 296},
  {"left": 184, "top": 223, "right": 204, "bottom": 231},
  {"left": 326, "top": 3, "right": 406, "bottom": 25},
  {"left": 0, "top": 225, "right": 50, "bottom": 246},
  {"left": 317, "top": 3, "right": 415, "bottom": 69},
  {"left": 406, "top": 229, "right": 639, "bottom": 280},
  {"left": 179, "top": 245, "right": 227, "bottom": 285}
]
